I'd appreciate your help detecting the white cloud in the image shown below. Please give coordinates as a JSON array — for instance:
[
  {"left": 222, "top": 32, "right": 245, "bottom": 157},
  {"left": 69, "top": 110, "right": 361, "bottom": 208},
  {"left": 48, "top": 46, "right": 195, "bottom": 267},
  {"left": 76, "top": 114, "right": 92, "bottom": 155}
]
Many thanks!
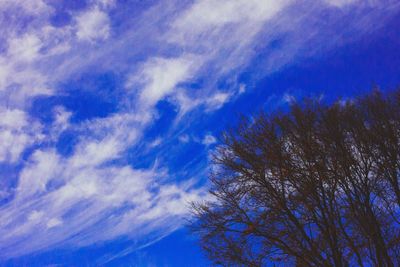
[
  {"left": 178, "top": 134, "right": 190, "bottom": 143},
  {"left": 46, "top": 218, "right": 63, "bottom": 229},
  {"left": 0, "top": 95, "right": 206, "bottom": 258},
  {"left": 238, "top": 83, "right": 246, "bottom": 94},
  {"left": 71, "top": 137, "right": 122, "bottom": 167},
  {"left": 0, "top": 109, "right": 27, "bottom": 129},
  {"left": 170, "top": 0, "right": 290, "bottom": 48},
  {"left": 0, "top": 109, "right": 43, "bottom": 163},
  {"left": 28, "top": 210, "right": 45, "bottom": 222},
  {"left": 7, "top": 34, "right": 42, "bottom": 63},
  {"left": 155, "top": 0, "right": 291, "bottom": 116},
  {"left": 76, "top": 8, "right": 111, "bottom": 42},
  {"left": 149, "top": 137, "right": 162, "bottom": 148},
  {"left": 283, "top": 93, "right": 296, "bottom": 104},
  {"left": 134, "top": 56, "right": 198, "bottom": 109},
  {"left": 325, "top": 0, "right": 357, "bottom": 7},
  {"left": 0, "top": 0, "right": 52, "bottom": 15},
  {"left": 0, "top": 62, "right": 10, "bottom": 90},
  {"left": 0, "top": 0, "right": 398, "bottom": 261},
  {"left": 0, "top": 25, "right": 71, "bottom": 105},
  {"left": 94, "top": 0, "right": 116, "bottom": 9},
  {"left": 121, "top": 1, "right": 292, "bottom": 119},
  {"left": 205, "top": 91, "right": 231, "bottom": 111},
  {"left": 202, "top": 134, "right": 217, "bottom": 146},
  {"left": 17, "top": 149, "right": 61, "bottom": 199},
  {"left": 0, "top": 145, "right": 206, "bottom": 258},
  {"left": 0, "top": 131, "right": 29, "bottom": 163},
  {"left": 172, "top": 90, "right": 232, "bottom": 117},
  {"left": 50, "top": 106, "right": 72, "bottom": 140},
  {"left": 172, "top": 0, "right": 289, "bottom": 31}
]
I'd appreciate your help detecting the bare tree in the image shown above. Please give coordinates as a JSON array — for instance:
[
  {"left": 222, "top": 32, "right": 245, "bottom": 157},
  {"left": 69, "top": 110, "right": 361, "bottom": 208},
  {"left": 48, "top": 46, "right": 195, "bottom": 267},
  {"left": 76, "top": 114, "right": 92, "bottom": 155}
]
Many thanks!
[{"left": 191, "top": 89, "right": 400, "bottom": 266}]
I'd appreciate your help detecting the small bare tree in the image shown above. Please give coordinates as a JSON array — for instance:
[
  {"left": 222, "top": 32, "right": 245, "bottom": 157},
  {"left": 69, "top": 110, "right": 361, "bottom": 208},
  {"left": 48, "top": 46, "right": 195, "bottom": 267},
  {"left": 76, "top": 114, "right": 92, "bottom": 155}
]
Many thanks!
[{"left": 191, "top": 89, "right": 400, "bottom": 267}]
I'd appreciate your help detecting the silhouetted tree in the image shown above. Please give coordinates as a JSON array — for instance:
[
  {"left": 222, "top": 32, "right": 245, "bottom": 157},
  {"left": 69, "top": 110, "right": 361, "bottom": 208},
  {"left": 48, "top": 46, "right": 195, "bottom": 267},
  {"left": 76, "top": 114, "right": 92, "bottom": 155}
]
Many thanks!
[{"left": 192, "top": 89, "right": 400, "bottom": 267}]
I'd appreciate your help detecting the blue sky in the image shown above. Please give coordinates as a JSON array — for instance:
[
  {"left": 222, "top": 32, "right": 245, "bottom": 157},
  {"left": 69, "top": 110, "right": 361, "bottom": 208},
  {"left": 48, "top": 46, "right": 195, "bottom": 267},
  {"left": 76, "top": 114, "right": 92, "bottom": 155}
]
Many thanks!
[{"left": 0, "top": 0, "right": 399, "bottom": 266}]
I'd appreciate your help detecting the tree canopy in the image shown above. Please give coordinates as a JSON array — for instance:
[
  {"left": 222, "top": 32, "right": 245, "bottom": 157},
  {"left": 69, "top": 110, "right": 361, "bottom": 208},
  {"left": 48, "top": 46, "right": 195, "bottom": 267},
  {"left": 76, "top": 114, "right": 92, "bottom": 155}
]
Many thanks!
[{"left": 192, "top": 89, "right": 400, "bottom": 266}]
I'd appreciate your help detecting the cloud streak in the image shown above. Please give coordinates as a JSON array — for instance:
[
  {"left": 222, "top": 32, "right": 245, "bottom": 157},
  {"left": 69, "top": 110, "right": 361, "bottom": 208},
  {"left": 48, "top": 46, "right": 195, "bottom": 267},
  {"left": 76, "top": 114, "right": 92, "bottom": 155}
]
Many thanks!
[{"left": 0, "top": 0, "right": 398, "bottom": 261}]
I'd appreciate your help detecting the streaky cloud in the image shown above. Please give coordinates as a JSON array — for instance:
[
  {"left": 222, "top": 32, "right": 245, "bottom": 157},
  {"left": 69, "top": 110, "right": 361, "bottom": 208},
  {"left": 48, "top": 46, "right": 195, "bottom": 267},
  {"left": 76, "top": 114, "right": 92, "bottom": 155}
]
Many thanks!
[{"left": 0, "top": 0, "right": 398, "bottom": 262}]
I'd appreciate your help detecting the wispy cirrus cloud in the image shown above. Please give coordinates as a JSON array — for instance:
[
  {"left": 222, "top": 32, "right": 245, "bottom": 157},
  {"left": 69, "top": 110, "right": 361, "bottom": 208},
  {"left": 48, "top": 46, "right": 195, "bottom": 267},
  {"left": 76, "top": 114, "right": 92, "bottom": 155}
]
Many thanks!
[
  {"left": 0, "top": 108, "right": 43, "bottom": 163},
  {"left": 76, "top": 7, "right": 111, "bottom": 42},
  {"left": 0, "top": 0, "right": 398, "bottom": 262},
  {"left": 0, "top": 146, "right": 203, "bottom": 257}
]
